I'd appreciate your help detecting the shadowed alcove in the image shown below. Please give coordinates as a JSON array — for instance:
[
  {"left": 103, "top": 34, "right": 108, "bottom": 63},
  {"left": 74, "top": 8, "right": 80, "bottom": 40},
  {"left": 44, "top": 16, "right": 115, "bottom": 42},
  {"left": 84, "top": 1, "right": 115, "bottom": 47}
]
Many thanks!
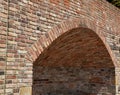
[{"left": 33, "top": 28, "right": 115, "bottom": 95}]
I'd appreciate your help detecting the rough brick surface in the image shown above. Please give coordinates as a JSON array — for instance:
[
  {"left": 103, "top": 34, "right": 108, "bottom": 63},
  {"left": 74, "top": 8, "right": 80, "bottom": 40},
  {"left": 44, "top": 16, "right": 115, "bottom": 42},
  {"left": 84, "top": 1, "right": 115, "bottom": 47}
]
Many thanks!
[
  {"left": 0, "top": 0, "right": 8, "bottom": 95},
  {"left": 33, "top": 28, "right": 115, "bottom": 95},
  {"left": 33, "top": 67, "right": 115, "bottom": 95},
  {"left": 0, "top": 0, "right": 119, "bottom": 94}
]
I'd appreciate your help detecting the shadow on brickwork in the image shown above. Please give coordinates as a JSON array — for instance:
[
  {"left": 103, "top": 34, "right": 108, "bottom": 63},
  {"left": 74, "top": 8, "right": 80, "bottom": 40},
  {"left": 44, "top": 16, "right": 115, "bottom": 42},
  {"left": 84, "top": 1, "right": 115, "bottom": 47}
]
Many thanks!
[{"left": 32, "top": 28, "right": 116, "bottom": 95}]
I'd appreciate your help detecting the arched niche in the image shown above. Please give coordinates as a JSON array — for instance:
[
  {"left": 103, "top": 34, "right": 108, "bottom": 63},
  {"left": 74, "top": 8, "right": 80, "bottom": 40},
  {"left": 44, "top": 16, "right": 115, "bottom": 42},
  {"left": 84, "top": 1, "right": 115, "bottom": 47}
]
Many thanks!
[{"left": 33, "top": 27, "right": 115, "bottom": 95}]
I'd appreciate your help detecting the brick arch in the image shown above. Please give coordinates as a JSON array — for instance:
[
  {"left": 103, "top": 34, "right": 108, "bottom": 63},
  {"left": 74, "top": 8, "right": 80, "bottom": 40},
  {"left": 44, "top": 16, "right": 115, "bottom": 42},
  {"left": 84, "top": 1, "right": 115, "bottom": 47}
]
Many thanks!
[
  {"left": 25, "top": 18, "right": 117, "bottom": 67},
  {"left": 32, "top": 25, "right": 116, "bottom": 95}
]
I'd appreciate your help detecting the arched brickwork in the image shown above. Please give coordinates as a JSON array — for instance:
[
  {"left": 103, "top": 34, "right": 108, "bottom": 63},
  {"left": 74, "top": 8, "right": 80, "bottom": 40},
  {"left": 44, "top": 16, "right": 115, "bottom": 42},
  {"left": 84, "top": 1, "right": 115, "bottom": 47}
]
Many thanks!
[
  {"left": 26, "top": 19, "right": 119, "bottom": 95},
  {"left": 25, "top": 18, "right": 118, "bottom": 67},
  {"left": 0, "top": 0, "right": 120, "bottom": 94},
  {"left": 33, "top": 27, "right": 114, "bottom": 67},
  {"left": 32, "top": 27, "right": 116, "bottom": 95}
]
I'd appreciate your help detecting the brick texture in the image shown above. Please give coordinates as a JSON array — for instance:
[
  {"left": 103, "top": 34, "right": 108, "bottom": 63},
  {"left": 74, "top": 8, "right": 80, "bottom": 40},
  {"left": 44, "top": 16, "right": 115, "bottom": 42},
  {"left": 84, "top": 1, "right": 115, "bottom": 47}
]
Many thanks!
[
  {"left": 0, "top": 0, "right": 119, "bottom": 95},
  {"left": 33, "top": 67, "right": 115, "bottom": 95},
  {"left": 33, "top": 28, "right": 115, "bottom": 95},
  {"left": 0, "top": 0, "right": 8, "bottom": 95}
]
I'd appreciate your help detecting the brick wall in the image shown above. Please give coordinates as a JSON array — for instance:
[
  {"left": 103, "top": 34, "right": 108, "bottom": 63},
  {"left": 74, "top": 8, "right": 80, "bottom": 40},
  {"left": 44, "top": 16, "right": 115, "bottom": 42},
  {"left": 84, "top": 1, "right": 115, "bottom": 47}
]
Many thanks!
[
  {"left": 0, "top": 0, "right": 8, "bottom": 95},
  {"left": 33, "top": 27, "right": 115, "bottom": 95},
  {"left": 33, "top": 67, "right": 115, "bottom": 95},
  {"left": 0, "top": 0, "right": 119, "bottom": 94}
]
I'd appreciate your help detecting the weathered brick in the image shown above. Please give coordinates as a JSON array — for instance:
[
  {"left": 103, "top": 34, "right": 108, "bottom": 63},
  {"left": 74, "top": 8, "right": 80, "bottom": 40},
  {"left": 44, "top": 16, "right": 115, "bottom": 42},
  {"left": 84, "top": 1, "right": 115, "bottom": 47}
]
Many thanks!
[
  {"left": 0, "top": 12, "right": 7, "bottom": 18},
  {"left": 0, "top": 0, "right": 119, "bottom": 94}
]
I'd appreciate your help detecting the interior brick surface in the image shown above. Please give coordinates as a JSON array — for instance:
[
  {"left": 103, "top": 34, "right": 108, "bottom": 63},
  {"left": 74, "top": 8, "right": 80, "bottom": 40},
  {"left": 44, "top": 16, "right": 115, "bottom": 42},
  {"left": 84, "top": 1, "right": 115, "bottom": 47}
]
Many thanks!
[
  {"left": 33, "top": 67, "right": 115, "bottom": 95},
  {"left": 0, "top": 0, "right": 119, "bottom": 94},
  {"left": 33, "top": 28, "right": 115, "bottom": 95}
]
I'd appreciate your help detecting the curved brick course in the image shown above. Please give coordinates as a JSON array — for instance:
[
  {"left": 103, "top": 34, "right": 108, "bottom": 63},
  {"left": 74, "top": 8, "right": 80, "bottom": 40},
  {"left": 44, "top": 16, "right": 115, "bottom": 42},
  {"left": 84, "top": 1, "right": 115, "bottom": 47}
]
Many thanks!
[
  {"left": 32, "top": 27, "right": 116, "bottom": 94},
  {"left": 25, "top": 18, "right": 118, "bottom": 67},
  {"left": 0, "top": 0, "right": 120, "bottom": 94}
]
